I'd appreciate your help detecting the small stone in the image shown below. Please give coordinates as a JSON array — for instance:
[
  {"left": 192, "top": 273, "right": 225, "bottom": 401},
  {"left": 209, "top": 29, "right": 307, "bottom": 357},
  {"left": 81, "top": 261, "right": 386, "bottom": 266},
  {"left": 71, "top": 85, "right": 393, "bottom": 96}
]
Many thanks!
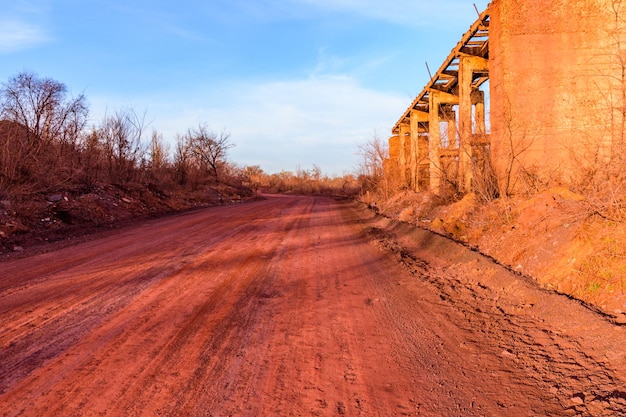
[
  {"left": 13, "top": 246, "right": 24, "bottom": 252},
  {"left": 47, "top": 194, "right": 63, "bottom": 203},
  {"left": 501, "top": 349, "right": 515, "bottom": 358},
  {"left": 0, "top": 200, "right": 11, "bottom": 209},
  {"left": 570, "top": 394, "right": 585, "bottom": 405},
  {"left": 122, "top": 198, "right": 132, "bottom": 204}
]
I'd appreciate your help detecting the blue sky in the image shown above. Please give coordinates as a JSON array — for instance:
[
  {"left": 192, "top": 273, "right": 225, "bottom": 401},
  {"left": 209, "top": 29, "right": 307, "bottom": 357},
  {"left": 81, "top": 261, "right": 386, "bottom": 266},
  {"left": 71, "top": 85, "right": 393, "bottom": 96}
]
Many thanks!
[{"left": 1, "top": 0, "right": 490, "bottom": 176}]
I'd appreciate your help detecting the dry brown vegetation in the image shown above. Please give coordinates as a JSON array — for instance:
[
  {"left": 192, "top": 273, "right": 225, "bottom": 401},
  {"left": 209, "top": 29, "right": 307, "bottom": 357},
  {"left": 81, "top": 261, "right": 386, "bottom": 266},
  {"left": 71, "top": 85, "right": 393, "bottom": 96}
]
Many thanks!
[
  {"left": 250, "top": 165, "right": 360, "bottom": 196},
  {"left": 356, "top": 132, "right": 626, "bottom": 321},
  {"left": 354, "top": 0, "right": 626, "bottom": 317},
  {"left": 0, "top": 71, "right": 260, "bottom": 252},
  {"left": 0, "top": 71, "right": 361, "bottom": 253}
]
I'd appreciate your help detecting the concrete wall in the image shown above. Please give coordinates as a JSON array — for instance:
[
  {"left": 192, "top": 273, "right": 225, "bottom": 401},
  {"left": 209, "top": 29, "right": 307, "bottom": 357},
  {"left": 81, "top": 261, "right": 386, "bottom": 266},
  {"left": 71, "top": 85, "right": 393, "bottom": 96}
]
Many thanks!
[{"left": 489, "top": 0, "right": 619, "bottom": 192}]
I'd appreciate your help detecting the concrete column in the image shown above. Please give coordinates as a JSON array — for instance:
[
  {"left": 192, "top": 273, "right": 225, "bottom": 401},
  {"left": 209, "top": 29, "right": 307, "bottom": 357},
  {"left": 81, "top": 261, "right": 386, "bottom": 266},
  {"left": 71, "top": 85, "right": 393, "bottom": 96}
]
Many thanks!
[
  {"left": 429, "top": 90, "right": 459, "bottom": 193},
  {"left": 398, "top": 123, "right": 410, "bottom": 186},
  {"left": 459, "top": 55, "right": 488, "bottom": 193},
  {"left": 388, "top": 135, "right": 400, "bottom": 160},
  {"left": 418, "top": 133, "right": 430, "bottom": 191},
  {"left": 410, "top": 110, "right": 429, "bottom": 191},
  {"left": 387, "top": 134, "right": 400, "bottom": 188}
]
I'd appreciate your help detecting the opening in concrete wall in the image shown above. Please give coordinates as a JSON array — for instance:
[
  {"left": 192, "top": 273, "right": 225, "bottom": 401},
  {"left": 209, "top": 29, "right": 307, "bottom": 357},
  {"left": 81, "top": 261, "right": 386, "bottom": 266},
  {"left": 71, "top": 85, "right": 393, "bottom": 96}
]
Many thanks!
[
  {"left": 439, "top": 105, "right": 459, "bottom": 149},
  {"left": 475, "top": 79, "right": 491, "bottom": 135}
]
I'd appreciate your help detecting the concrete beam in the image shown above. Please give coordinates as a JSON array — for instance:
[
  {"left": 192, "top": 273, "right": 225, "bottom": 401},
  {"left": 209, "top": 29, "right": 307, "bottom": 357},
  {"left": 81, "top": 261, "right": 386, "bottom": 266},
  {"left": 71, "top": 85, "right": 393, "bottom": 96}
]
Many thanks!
[
  {"left": 411, "top": 110, "right": 430, "bottom": 123},
  {"left": 429, "top": 89, "right": 459, "bottom": 105}
]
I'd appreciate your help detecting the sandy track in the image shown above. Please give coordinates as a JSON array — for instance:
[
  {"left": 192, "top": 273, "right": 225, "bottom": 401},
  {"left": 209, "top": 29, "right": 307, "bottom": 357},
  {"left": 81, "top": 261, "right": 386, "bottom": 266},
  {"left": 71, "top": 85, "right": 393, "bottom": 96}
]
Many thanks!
[{"left": 1, "top": 195, "right": 625, "bottom": 416}]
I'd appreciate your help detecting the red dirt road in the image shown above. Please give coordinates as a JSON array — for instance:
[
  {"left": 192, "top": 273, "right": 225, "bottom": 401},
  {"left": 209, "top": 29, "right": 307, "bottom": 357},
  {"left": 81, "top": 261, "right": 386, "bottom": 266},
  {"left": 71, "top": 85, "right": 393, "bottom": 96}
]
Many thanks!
[{"left": 1, "top": 195, "right": 626, "bottom": 416}]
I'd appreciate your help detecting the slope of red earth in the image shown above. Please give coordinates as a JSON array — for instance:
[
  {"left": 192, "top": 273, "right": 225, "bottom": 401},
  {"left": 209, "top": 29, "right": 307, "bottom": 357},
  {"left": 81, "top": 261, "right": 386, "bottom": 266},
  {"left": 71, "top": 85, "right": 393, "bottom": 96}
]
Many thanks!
[
  {"left": 0, "top": 181, "right": 255, "bottom": 254},
  {"left": 1, "top": 195, "right": 625, "bottom": 416},
  {"left": 385, "top": 189, "right": 626, "bottom": 321}
]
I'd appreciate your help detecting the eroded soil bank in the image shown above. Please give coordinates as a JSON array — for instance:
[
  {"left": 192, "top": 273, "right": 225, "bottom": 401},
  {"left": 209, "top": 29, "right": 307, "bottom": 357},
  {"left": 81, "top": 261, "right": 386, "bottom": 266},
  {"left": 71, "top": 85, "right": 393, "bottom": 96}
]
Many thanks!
[
  {"left": 1, "top": 195, "right": 625, "bottom": 416},
  {"left": 377, "top": 189, "right": 626, "bottom": 322}
]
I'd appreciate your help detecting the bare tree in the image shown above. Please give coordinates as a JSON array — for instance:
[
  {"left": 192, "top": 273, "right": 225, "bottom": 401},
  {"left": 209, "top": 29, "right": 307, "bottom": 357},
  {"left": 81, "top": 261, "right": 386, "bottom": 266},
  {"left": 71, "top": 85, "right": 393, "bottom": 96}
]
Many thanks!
[
  {"left": 0, "top": 71, "right": 88, "bottom": 147},
  {"left": 149, "top": 130, "right": 169, "bottom": 170},
  {"left": 186, "top": 124, "right": 234, "bottom": 183},
  {"left": 572, "top": 0, "right": 626, "bottom": 220},
  {"left": 357, "top": 132, "right": 389, "bottom": 197},
  {"left": 499, "top": 98, "right": 537, "bottom": 197},
  {"left": 99, "top": 108, "right": 147, "bottom": 182},
  {"left": 609, "top": 0, "right": 626, "bottom": 166},
  {"left": 357, "top": 133, "right": 387, "bottom": 179},
  {"left": 244, "top": 165, "right": 265, "bottom": 192},
  {"left": 0, "top": 71, "right": 88, "bottom": 188},
  {"left": 173, "top": 134, "right": 191, "bottom": 186},
  {"left": 76, "top": 127, "right": 104, "bottom": 187}
]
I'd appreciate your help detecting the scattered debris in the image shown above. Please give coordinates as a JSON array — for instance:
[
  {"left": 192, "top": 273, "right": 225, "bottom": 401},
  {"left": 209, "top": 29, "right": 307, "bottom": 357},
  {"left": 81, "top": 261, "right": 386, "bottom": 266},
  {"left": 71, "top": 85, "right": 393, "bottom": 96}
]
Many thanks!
[
  {"left": 0, "top": 182, "right": 258, "bottom": 254},
  {"left": 47, "top": 194, "right": 64, "bottom": 203}
]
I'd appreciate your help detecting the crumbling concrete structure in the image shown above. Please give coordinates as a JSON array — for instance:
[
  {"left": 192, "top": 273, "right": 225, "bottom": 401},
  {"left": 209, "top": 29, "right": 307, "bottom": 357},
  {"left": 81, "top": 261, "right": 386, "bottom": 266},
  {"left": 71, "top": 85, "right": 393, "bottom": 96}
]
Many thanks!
[
  {"left": 389, "top": 0, "right": 624, "bottom": 195},
  {"left": 390, "top": 8, "right": 490, "bottom": 195},
  {"left": 490, "top": 0, "right": 621, "bottom": 195}
]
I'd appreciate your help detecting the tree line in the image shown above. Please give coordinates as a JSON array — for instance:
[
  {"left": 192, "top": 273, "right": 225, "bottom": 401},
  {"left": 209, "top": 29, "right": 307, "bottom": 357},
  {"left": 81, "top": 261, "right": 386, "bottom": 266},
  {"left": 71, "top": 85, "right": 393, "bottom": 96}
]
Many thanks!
[
  {"left": 0, "top": 71, "right": 363, "bottom": 205},
  {"left": 0, "top": 71, "right": 255, "bottom": 202}
]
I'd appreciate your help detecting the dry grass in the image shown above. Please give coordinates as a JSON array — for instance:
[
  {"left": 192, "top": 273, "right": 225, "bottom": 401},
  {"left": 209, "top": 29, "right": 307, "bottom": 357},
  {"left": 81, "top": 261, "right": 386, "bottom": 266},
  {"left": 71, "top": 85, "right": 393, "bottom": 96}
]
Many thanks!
[
  {"left": 569, "top": 221, "right": 626, "bottom": 304},
  {"left": 369, "top": 186, "right": 626, "bottom": 316}
]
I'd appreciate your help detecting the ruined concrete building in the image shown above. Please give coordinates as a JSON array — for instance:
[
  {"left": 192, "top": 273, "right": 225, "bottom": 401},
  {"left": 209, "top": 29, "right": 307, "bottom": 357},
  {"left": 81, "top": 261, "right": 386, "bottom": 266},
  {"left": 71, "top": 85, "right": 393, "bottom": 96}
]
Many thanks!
[{"left": 388, "top": 0, "right": 625, "bottom": 196}]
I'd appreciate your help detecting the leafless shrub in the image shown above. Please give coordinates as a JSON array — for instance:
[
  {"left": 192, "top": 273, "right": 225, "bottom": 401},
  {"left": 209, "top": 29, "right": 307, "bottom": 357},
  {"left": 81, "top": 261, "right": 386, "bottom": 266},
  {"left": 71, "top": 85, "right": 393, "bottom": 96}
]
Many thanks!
[
  {"left": 356, "top": 132, "right": 393, "bottom": 199},
  {"left": 185, "top": 124, "right": 234, "bottom": 184},
  {"left": 0, "top": 71, "right": 88, "bottom": 192},
  {"left": 562, "top": 1, "right": 626, "bottom": 221},
  {"left": 98, "top": 107, "right": 148, "bottom": 183},
  {"left": 471, "top": 146, "right": 499, "bottom": 202}
]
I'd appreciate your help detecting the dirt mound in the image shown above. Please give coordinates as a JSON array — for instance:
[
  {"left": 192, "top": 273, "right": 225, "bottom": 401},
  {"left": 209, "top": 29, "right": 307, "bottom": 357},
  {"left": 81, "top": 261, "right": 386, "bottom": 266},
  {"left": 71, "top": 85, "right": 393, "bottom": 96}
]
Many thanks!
[
  {"left": 374, "top": 188, "right": 626, "bottom": 321},
  {"left": 0, "top": 182, "right": 257, "bottom": 254},
  {"left": 430, "top": 192, "right": 478, "bottom": 241}
]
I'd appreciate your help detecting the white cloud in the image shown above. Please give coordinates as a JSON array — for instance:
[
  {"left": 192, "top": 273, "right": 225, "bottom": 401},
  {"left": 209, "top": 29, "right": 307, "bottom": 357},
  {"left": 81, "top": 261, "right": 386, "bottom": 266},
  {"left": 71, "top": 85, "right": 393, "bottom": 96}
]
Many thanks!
[
  {"left": 89, "top": 75, "right": 406, "bottom": 176},
  {"left": 221, "top": 0, "right": 490, "bottom": 27},
  {"left": 180, "top": 75, "right": 405, "bottom": 175},
  {"left": 264, "top": 0, "right": 491, "bottom": 26},
  {"left": 0, "top": 20, "right": 49, "bottom": 53}
]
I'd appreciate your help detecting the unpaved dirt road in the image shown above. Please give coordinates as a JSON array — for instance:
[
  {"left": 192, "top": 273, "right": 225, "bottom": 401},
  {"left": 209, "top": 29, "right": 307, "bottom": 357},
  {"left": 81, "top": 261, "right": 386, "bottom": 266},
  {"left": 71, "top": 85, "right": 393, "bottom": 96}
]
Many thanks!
[{"left": 1, "top": 195, "right": 626, "bottom": 416}]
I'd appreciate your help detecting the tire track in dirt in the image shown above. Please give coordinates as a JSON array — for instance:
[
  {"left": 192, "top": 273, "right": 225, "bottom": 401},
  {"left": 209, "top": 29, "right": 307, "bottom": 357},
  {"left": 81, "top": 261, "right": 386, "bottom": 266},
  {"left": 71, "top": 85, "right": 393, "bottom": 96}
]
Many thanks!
[
  {"left": 2, "top": 195, "right": 625, "bottom": 416},
  {"left": 366, "top": 223, "right": 626, "bottom": 416},
  {"left": 0, "top": 198, "right": 293, "bottom": 415}
]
